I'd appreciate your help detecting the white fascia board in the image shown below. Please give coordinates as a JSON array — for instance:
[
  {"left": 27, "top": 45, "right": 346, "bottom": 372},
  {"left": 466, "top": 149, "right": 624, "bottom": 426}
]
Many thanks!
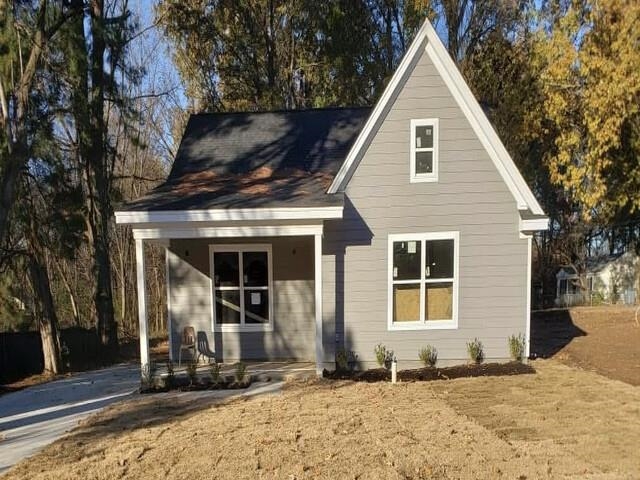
[
  {"left": 328, "top": 19, "right": 545, "bottom": 217},
  {"left": 132, "top": 223, "right": 324, "bottom": 240},
  {"left": 115, "top": 206, "right": 343, "bottom": 225},
  {"left": 519, "top": 216, "right": 549, "bottom": 232}
]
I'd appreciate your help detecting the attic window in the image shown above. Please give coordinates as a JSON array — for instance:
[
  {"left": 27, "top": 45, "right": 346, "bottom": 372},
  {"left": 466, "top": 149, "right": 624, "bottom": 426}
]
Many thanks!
[{"left": 410, "top": 118, "right": 439, "bottom": 182}]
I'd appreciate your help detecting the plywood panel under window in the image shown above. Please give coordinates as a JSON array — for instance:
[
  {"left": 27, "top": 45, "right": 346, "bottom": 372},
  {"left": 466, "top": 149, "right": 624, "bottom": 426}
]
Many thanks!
[
  {"left": 425, "top": 283, "right": 453, "bottom": 320},
  {"left": 393, "top": 284, "right": 420, "bottom": 322}
]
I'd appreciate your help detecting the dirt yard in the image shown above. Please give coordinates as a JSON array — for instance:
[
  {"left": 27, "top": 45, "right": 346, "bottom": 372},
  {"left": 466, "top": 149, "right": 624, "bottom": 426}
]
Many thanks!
[
  {"left": 531, "top": 306, "right": 640, "bottom": 385},
  {"left": 3, "top": 359, "right": 639, "bottom": 480}
]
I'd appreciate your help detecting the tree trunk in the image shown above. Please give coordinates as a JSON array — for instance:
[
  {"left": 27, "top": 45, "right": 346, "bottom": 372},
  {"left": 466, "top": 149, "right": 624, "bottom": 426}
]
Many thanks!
[
  {"left": 66, "top": 0, "right": 118, "bottom": 354},
  {"left": 0, "top": 142, "right": 27, "bottom": 246},
  {"left": 53, "top": 257, "right": 81, "bottom": 326},
  {"left": 27, "top": 250, "right": 62, "bottom": 375}
]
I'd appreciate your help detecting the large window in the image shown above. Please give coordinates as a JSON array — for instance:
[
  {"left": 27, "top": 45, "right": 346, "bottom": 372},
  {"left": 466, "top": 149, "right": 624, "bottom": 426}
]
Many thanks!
[
  {"left": 388, "top": 232, "right": 458, "bottom": 330},
  {"left": 210, "top": 244, "right": 273, "bottom": 332},
  {"left": 410, "top": 118, "right": 439, "bottom": 182}
]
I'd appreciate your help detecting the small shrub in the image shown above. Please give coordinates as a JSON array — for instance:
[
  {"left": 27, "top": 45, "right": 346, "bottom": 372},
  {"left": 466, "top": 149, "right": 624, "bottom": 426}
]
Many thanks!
[
  {"left": 234, "top": 362, "right": 247, "bottom": 383},
  {"left": 374, "top": 344, "right": 387, "bottom": 367},
  {"left": 346, "top": 350, "right": 358, "bottom": 371},
  {"left": 466, "top": 338, "right": 484, "bottom": 364},
  {"left": 508, "top": 333, "right": 526, "bottom": 362},
  {"left": 210, "top": 362, "right": 222, "bottom": 384},
  {"left": 418, "top": 345, "right": 438, "bottom": 367},
  {"left": 336, "top": 348, "right": 358, "bottom": 372},
  {"left": 186, "top": 362, "right": 198, "bottom": 385},
  {"left": 336, "top": 348, "right": 348, "bottom": 371},
  {"left": 141, "top": 362, "right": 157, "bottom": 389},
  {"left": 383, "top": 350, "right": 395, "bottom": 370},
  {"left": 165, "top": 361, "right": 175, "bottom": 388}
]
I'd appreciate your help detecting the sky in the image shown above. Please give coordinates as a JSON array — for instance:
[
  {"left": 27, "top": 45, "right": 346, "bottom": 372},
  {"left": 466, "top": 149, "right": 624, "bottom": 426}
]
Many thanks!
[{"left": 131, "top": 0, "right": 187, "bottom": 109}]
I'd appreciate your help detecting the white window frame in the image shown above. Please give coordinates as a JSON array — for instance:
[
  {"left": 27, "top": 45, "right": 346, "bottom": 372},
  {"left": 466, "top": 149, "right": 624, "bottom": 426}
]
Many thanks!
[
  {"left": 410, "top": 118, "right": 439, "bottom": 183},
  {"left": 209, "top": 244, "right": 274, "bottom": 332},
  {"left": 387, "top": 231, "right": 459, "bottom": 330}
]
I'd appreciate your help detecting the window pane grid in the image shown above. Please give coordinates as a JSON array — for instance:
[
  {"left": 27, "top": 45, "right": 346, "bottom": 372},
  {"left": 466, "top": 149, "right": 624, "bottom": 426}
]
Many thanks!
[
  {"left": 424, "top": 278, "right": 453, "bottom": 283},
  {"left": 410, "top": 119, "right": 438, "bottom": 181},
  {"left": 212, "top": 247, "right": 271, "bottom": 329},
  {"left": 238, "top": 252, "right": 246, "bottom": 324},
  {"left": 390, "top": 234, "right": 456, "bottom": 327},
  {"left": 392, "top": 279, "right": 424, "bottom": 285}
]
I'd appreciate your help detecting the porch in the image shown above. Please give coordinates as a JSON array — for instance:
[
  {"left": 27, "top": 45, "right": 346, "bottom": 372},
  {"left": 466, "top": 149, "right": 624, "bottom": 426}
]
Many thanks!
[
  {"left": 150, "top": 360, "right": 317, "bottom": 383},
  {"left": 116, "top": 209, "right": 341, "bottom": 377}
]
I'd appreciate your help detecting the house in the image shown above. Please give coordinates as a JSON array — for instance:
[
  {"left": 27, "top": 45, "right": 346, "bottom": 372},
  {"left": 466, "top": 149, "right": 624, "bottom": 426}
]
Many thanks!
[
  {"left": 555, "top": 251, "right": 639, "bottom": 307},
  {"left": 115, "top": 19, "right": 548, "bottom": 374}
]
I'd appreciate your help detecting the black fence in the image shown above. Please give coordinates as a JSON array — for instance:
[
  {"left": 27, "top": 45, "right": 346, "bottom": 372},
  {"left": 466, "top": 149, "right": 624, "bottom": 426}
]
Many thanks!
[{"left": 0, "top": 327, "right": 102, "bottom": 384}]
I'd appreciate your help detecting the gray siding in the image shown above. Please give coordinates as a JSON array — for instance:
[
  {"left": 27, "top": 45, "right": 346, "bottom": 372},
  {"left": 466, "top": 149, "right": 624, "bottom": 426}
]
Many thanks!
[
  {"left": 323, "top": 42, "right": 528, "bottom": 364},
  {"left": 168, "top": 236, "right": 315, "bottom": 362}
]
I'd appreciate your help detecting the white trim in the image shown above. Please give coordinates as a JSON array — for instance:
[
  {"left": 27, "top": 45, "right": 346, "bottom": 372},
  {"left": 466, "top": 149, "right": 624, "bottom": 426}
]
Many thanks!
[
  {"left": 209, "top": 244, "right": 274, "bottom": 333},
  {"left": 387, "top": 231, "right": 459, "bottom": 331},
  {"left": 165, "top": 246, "right": 173, "bottom": 362},
  {"left": 520, "top": 217, "right": 550, "bottom": 232},
  {"left": 131, "top": 224, "right": 324, "bottom": 240},
  {"left": 314, "top": 233, "right": 323, "bottom": 376},
  {"left": 115, "top": 206, "right": 343, "bottom": 225},
  {"left": 410, "top": 118, "right": 439, "bottom": 183},
  {"left": 525, "top": 235, "right": 532, "bottom": 358},
  {"left": 327, "top": 19, "right": 545, "bottom": 218},
  {"left": 135, "top": 239, "right": 150, "bottom": 372}
]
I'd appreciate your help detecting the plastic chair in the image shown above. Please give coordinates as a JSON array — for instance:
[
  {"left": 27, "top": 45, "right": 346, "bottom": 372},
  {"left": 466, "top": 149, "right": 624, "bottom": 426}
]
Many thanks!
[
  {"left": 196, "top": 331, "right": 216, "bottom": 364},
  {"left": 178, "top": 326, "right": 196, "bottom": 365}
]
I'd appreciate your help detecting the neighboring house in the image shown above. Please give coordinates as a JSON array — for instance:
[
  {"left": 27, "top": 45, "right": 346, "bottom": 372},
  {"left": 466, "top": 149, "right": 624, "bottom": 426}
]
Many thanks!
[
  {"left": 555, "top": 251, "right": 640, "bottom": 307},
  {"left": 115, "top": 20, "right": 548, "bottom": 373}
]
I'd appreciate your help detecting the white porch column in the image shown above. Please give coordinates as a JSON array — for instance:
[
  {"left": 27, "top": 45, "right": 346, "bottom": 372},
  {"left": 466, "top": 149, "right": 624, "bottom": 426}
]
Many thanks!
[
  {"left": 135, "top": 238, "right": 150, "bottom": 372},
  {"left": 525, "top": 235, "right": 532, "bottom": 359},
  {"left": 165, "top": 246, "right": 173, "bottom": 362},
  {"left": 314, "top": 233, "right": 324, "bottom": 375}
]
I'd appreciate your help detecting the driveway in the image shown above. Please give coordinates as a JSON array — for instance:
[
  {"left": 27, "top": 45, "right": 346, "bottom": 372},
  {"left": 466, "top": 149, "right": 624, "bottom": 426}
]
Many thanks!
[{"left": 0, "top": 364, "right": 139, "bottom": 474}]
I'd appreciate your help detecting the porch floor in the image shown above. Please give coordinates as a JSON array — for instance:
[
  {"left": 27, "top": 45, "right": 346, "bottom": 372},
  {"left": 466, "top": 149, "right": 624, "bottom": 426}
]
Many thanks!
[{"left": 153, "top": 361, "right": 317, "bottom": 382}]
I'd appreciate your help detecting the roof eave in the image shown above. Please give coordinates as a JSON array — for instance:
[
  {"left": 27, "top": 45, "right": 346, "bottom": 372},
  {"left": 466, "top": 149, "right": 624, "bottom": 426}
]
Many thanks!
[{"left": 114, "top": 206, "right": 344, "bottom": 225}]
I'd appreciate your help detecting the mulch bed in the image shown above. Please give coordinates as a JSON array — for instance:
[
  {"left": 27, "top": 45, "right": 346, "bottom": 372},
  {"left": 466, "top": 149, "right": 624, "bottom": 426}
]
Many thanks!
[
  {"left": 324, "top": 362, "right": 535, "bottom": 383},
  {"left": 140, "top": 376, "right": 252, "bottom": 394}
]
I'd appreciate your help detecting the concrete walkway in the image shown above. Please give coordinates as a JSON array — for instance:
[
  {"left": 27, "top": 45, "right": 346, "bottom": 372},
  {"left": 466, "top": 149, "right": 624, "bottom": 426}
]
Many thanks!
[
  {"left": 0, "top": 363, "right": 290, "bottom": 475},
  {"left": 0, "top": 364, "right": 139, "bottom": 474}
]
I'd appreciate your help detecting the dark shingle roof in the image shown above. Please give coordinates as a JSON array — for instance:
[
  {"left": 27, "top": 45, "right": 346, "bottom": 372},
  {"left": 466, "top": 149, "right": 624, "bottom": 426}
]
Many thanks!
[{"left": 122, "top": 107, "right": 371, "bottom": 211}]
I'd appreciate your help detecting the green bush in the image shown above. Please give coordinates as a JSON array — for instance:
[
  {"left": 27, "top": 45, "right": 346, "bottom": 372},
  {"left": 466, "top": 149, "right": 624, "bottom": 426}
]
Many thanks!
[
  {"left": 210, "top": 362, "right": 222, "bottom": 384},
  {"left": 234, "top": 362, "right": 247, "bottom": 383},
  {"left": 186, "top": 362, "right": 198, "bottom": 385},
  {"left": 336, "top": 348, "right": 348, "bottom": 371},
  {"left": 374, "top": 344, "right": 387, "bottom": 367},
  {"left": 383, "top": 350, "right": 395, "bottom": 370},
  {"left": 336, "top": 348, "right": 358, "bottom": 372},
  {"left": 466, "top": 338, "right": 484, "bottom": 364},
  {"left": 508, "top": 334, "right": 526, "bottom": 362},
  {"left": 418, "top": 345, "right": 438, "bottom": 367},
  {"left": 165, "top": 361, "right": 175, "bottom": 388}
]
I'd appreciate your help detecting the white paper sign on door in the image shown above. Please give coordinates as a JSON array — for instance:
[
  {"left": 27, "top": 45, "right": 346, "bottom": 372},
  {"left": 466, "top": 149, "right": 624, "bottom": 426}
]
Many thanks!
[
  {"left": 251, "top": 292, "right": 261, "bottom": 305},
  {"left": 408, "top": 241, "right": 417, "bottom": 254}
]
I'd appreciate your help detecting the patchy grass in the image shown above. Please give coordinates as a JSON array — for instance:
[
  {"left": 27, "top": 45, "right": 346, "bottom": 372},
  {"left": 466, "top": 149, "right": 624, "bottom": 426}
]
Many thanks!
[{"left": 4, "top": 359, "right": 639, "bottom": 479}]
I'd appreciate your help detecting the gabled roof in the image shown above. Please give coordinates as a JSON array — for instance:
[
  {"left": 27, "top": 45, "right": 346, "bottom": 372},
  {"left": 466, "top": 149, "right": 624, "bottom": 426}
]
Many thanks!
[
  {"left": 121, "top": 107, "right": 371, "bottom": 212},
  {"left": 327, "top": 20, "right": 546, "bottom": 219}
]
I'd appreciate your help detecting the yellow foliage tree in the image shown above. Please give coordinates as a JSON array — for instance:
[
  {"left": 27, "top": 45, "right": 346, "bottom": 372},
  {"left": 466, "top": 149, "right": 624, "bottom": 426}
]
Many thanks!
[{"left": 533, "top": 0, "right": 640, "bottom": 221}]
